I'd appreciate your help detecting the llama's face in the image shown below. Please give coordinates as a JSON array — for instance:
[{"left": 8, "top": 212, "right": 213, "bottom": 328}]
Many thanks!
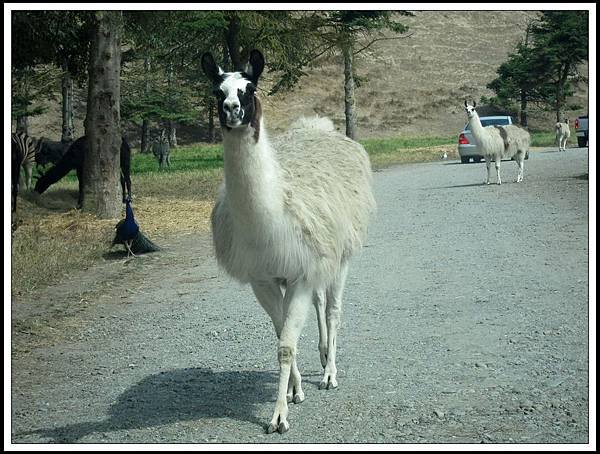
[
  {"left": 464, "top": 101, "right": 477, "bottom": 119},
  {"left": 202, "top": 50, "right": 265, "bottom": 132},
  {"left": 213, "top": 73, "right": 257, "bottom": 129}
]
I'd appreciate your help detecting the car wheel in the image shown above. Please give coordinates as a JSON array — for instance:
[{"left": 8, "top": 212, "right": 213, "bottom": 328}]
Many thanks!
[
  {"left": 577, "top": 137, "right": 587, "bottom": 148},
  {"left": 461, "top": 157, "right": 470, "bottom": 164},
  {"left": 474, "top": 157, "right": 482, "bottom": 163}
]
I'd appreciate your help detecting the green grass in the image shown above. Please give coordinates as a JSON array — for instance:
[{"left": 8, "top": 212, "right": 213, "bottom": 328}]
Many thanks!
[
  {"left": 360, "top": 136, "right": 456, "bottom": 155},
  {"left": 530, "top": 131, "right": 558, "bottom": 147},
  {"left": 52, "top": 144, "right": 225, "bottom": 183},
  {"left": 40, "top": 130, "right": 554, "bottom": 185}
]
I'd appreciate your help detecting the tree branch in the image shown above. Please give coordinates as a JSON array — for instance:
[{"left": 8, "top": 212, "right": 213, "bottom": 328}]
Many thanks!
[{"left": 353, "top": 32, "right": 413, "bottom": 56}]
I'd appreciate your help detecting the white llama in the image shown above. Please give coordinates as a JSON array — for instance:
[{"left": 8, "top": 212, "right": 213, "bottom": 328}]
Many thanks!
[
  {"left": 201, "top": 50, "right": 376, "bottom": 434},
  {"left": 555, "top": 119, "right": 570, "bottom": 152},
  {"left": 464, "top": 100, "right": 530, "bottom": 184}
]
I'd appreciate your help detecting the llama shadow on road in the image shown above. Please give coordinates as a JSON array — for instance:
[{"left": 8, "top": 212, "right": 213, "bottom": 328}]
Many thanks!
[
  {"left": 431, "top": 182, "right": 489, "bottom": 189},
  {"left": 15, "top": 367, "right": 276, "bottom": 443}
]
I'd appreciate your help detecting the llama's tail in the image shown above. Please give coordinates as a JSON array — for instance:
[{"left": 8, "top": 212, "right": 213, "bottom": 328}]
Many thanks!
[{"left": 294, "top": 115, "right": 335, "bottom": 132}]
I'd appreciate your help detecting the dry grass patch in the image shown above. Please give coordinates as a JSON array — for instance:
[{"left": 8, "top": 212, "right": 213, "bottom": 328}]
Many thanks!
[{"left": 11, "top": 171, "right": 220, "bottom": 296}]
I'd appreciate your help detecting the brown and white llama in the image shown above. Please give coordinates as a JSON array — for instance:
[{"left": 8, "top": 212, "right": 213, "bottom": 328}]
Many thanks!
[{"left": 464, "top": 100, "right": 530, "bottom": 184}]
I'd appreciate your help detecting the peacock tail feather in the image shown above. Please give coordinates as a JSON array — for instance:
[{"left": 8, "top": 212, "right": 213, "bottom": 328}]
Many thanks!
[{"left": 130, "top": 230, "right": 161, "bottom": 254}]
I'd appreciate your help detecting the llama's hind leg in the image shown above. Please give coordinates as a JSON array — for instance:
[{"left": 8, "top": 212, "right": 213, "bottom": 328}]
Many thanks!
[
  {"left": 313, "top": 288, "right": 328, "bottom": 368},
  {"left": 515, "top": 152, "right": 525, "bottom": 183},
  {"left": 320, "top": 262, "right": 349, "bottom": 390},
  {"left": 485, "top": 156, "right": 492, "bottom": 185},
  {"left": 495, "top": 155, "right": 502, "bottom": 185}
]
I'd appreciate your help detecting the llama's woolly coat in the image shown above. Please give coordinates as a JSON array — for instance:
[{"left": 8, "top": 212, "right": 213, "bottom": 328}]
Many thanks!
[
  {"left": 472, "top": 124, "right": 530, "bottom": 159},
  {"left": 211, "top": 117, "right": 376, "bottom": 289},
  {"left": 501, "top": 124, "right": 531, "bottom": 157},
  {"left": 555, "top": 122, "right": 570, "bottom": 149},
  {"left": 555, "top": 122, "right": 570, "bottom": 138}
]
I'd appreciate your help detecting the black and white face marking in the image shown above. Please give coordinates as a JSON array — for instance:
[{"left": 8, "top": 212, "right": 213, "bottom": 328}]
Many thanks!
[
  {"left": 464, "top": 99, "right": 477, "bottom": 118},
  {"left": 202, "top": 50, "right": 264, "bottom": 131},
  {"left": 213, "top": 74, "right": 256, "bottom": 129}
]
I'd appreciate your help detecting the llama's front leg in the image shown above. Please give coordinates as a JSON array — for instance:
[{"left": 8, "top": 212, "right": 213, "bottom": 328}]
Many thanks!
[
  {"left": 287, "top": 360, "right": 304, "bottom": 404},
  {"left": 268, "top": 281, "right": 312, "bottom": 434},
  {"left": 313, "top": 289, "right": 328, "bottom": 368},
  {"left": 320, "top": 263, "right": 349, "bottom": 390},
  {"left": 251, "top": 280, "right": 305, "bottom": 406},
  {"left": 495, "top": 156, "right": 502, "bottom": 185},
  {"left": 485, "top": 156, "right": 492, "bottom": 185}
]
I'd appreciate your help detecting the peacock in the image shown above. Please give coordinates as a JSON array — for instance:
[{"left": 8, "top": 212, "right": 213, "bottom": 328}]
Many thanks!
[{"left": 112, "top": 196, "right": 160, "bottom": 257}]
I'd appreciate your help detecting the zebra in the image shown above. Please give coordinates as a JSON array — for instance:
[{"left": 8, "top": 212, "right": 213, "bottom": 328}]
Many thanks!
[
  {"left": 152, "top": 130, "right": 171, "bottom": 169},
  {"left": 11, "top": 132, "right": 40, "bottom": 212}
]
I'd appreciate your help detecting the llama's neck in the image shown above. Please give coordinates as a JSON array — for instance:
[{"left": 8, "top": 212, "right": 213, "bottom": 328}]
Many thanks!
[
  {"left": 222, "top": 120, "right": 284, "bottom": 224},
  {"left": 468, "top": 112, "right": 486, "bottom": 143}
]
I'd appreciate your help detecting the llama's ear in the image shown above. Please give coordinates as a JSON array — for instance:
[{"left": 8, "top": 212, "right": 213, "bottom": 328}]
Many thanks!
[
  {"left": 201, "top": 52, "right": 224, "bottom": 85},
  {"left": 246, "top": 49, "right": 265, "bottom": 85},
  {"left": 472, "top": 100, "right": 477, "bottom": 108},
  {"left": 464, "top": 99, "right": 468, "bottom": 108}
]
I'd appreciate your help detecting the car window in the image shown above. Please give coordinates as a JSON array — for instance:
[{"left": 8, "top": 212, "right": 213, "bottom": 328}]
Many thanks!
[
  {"left": 464, "top": 118, "right": 510, "bottom": 130},
  {"left": 481, "top": 118, "right": 510, "bottom": 127}
]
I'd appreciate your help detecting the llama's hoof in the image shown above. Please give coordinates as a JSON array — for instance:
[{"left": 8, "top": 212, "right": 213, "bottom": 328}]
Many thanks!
[
  {"left": 267, "top": 420, "right": 289, "bottom": 434},
  {"left": 286, "top": 389, "right": 304, "bottom": 404},
  {"left": 319, "top": 375, "right": 338, "bottom": 390},
  {"left": 278, "top": 420, "right": 290, "bottom": 433}
]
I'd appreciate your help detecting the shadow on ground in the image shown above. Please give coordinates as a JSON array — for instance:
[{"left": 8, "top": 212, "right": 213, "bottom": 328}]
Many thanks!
[
  {"left": 21, "top": 188, "right": 80, "bottom": 212},
  {"left": 15, "top": 367, "right": 277, "bottom": 443}
]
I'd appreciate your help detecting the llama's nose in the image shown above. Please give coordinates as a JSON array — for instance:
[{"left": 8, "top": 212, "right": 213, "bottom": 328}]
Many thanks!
[{"left": 223, "top": 101, "right": 240, "bottom": 114}]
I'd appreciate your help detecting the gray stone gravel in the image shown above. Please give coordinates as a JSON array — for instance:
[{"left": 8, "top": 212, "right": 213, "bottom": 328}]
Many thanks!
[{"left": 10, "top": 147, "right": 589, "bottom": 445}]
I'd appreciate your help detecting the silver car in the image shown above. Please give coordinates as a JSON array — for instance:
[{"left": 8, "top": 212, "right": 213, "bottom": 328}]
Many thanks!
[{"left": 458, "top": 115, "right": 528, "bottom": 163}]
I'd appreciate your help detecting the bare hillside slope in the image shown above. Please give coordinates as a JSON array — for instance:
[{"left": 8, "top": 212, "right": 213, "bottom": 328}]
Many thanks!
[{"left": 22, "top": 10, "right": 589, "bottom": 142}]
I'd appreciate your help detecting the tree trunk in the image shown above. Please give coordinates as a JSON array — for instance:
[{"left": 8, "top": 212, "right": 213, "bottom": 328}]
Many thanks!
[
  {"left": 168, "top": 120, "right": 177, "bottom": 147},
  {"left": 520, "top": 90, "right": 528, "bottom": 127},
  {"left": 225, "top": 13, "right": 242, "bottom": 71},
  {"left": 208, "top": 99, "right": 215, "bottom": 142},
  {"left": 140, "top": 56, "right": 151, "bottom": 153},
  {"left": 61, "top": 61, "right": 75, "bottom": 142},
  {"left": 16, "top": 115, "right": 28, "bottom": 134},
  {"left": 342, "top": 37, "right": 357, "bottom": 140},
  {"left": 141, "top": 118, "right": 150, "bottom": 153},
  {"left": 165, "top": 62, "right": 177, "bottom": 147},
  {"left": 556, "top": 62, "right": 570, "bottom": 122},
  {"left": 82, "top": 10, "right": 122, "bottom": 219}
]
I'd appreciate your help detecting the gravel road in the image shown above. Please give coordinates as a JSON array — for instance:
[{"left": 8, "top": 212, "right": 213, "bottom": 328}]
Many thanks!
[{"left": 10, "top": 147, "right": 590, "bottom": 445}]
